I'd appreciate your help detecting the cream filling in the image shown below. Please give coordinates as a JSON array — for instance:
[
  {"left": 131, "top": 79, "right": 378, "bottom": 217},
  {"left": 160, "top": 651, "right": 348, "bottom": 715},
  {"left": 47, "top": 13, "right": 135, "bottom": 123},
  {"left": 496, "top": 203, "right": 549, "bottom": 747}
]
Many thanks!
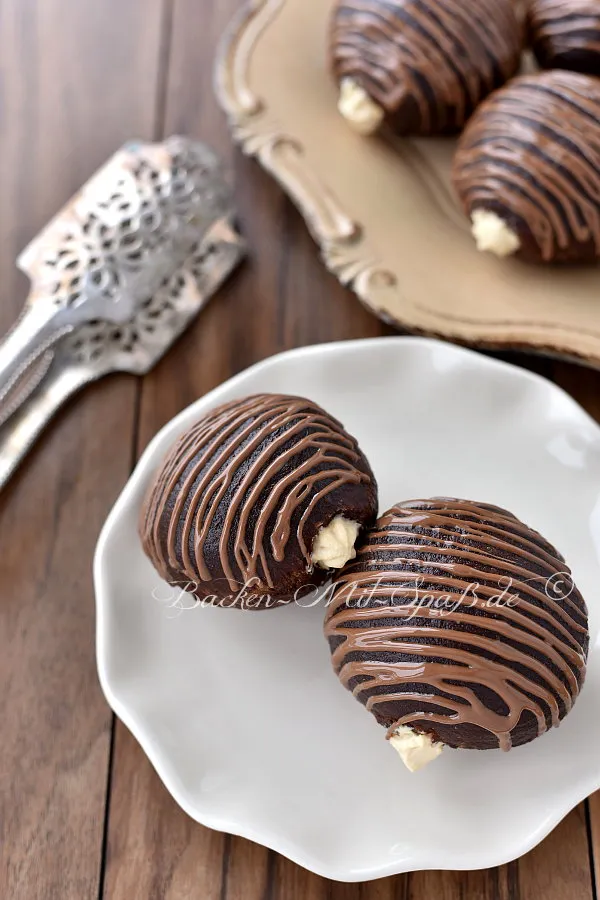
[
  {"left": 471, "top": 209, "right": 521, "bottom": 258},
  {"left": 338, "top": 78, "right": 384, "bottom": 136},
  {"left": 311, "top": 516, "right": 360, "bottom": 569},
  {"left": 389, "top": 726, "right": 444, "bottom": 773}
]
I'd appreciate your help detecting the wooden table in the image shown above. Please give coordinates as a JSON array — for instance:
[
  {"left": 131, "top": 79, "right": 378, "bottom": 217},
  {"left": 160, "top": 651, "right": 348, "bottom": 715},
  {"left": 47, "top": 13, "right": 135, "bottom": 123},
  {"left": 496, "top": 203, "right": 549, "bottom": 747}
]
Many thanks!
[{"left": 1, "top": 1, "right": 599, "bottom": 897}]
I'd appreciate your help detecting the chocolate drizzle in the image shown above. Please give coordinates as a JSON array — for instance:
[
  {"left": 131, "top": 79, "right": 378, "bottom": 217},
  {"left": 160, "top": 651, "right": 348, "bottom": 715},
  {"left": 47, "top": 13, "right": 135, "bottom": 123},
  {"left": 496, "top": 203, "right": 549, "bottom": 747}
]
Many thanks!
[
  {"left": 452, "top": 71, "right": 600, "bottom": 264},
  {"left": 140, "top": 394, "right": 378, "bottom": 607},
  {"left": 330, "top": 0, "right": 522, "bottom": 135},
  {"left": 324, "top": 499, "right": 589, "bottom": 751},
  {"left": 528, "top": 0, "right": 600, "bottom": 75}
]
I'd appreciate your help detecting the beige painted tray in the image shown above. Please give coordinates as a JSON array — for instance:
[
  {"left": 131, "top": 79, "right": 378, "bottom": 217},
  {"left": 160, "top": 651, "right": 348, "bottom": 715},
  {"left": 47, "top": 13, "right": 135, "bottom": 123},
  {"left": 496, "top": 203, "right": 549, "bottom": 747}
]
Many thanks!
[{"left": 215, "top": 0, "right": 600, "bottom": 366}]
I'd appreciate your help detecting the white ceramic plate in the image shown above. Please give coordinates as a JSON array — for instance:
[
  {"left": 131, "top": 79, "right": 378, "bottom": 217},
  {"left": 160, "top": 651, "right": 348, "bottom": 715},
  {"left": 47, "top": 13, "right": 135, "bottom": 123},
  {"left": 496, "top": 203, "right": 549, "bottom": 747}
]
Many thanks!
[{"left": 95, "top": 337, "right": 600, "bottom": 882}]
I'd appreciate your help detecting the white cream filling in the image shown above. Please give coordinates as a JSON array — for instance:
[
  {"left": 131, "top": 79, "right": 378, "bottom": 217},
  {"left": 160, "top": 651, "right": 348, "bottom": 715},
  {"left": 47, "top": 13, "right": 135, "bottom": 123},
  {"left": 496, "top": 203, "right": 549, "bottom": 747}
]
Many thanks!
[
  {"left": 338, "top": 78, "right": 384, "bottom": 136},
  {"left": 471, "top": 209, "right": 521, "bottom": 258},
  {"left": 311, "top": 516, "right": 360, "bottom": 569},
  {"left": 389, "top": 726, "right": 444, "bottom": 773}
]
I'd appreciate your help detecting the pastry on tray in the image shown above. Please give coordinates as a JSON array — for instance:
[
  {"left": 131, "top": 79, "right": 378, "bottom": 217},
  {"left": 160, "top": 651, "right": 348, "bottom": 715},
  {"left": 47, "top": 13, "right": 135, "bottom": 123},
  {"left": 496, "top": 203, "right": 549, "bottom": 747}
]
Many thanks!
[
  {"left": 452, "top": 70, "right": 600, "bottom": 264},
  {"left": 528, "top": 0, "right": 600, "bottom": 75},
  {"left": 140, "top": 393, "right": 378, "bottom": 609},
  {"left": 329, "top": 0, "right": 523, "bottom": 136},
  {"left": 324, "top": 498, "right": 589, "bottom": 771}
]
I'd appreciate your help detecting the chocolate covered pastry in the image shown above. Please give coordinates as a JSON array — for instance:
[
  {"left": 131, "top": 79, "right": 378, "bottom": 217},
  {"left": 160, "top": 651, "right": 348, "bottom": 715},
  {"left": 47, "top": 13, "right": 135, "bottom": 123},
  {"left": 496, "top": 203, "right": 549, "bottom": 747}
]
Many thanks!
[
  {"left": 528, "top": 0, "right": 600, "bottom": 75},
  {"left": 330, "top": 0, "right": 522, "bottom": 136},
  {"left": 453, "top": 71, "right": 600, "bottom": 264},
  {"left": 140, "top": 394, "right": 378, "bottom": 610},
  {"left": 324, "top": 499, "right": 589, "bottom": 771}
]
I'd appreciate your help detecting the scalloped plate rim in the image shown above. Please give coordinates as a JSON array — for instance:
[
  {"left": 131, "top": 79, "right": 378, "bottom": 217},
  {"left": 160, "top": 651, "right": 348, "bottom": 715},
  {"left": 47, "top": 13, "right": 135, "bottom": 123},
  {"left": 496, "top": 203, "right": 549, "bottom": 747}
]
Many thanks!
[{"left": 94, "top": 336, "right": 600, "bottom": 882}]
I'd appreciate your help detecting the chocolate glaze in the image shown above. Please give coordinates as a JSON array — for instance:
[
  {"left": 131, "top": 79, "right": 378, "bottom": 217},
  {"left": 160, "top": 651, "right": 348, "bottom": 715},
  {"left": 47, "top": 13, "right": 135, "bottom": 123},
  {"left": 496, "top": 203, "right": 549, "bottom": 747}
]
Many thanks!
[
  {"left": 528, "top": 0, "right": 600, "bottom": 75},
  {"left": 452, "top": 70, "right": 600, "bottom": 264},
  {"left": 140, "top": 394, "right": 378, "bottom": 609},
  {"left": 330, "top": 0, "right": 522, "bottom": 135},
  {"left": 324, "top": 499, "right": 588, "bottom": 751}
]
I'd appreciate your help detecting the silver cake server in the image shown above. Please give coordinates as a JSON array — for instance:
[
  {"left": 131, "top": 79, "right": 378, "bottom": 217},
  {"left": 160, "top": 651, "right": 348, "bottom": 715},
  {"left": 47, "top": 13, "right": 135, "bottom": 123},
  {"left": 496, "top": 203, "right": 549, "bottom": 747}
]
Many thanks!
[{"left": 0, "top": 136, "right": 245, "bottom": 489}]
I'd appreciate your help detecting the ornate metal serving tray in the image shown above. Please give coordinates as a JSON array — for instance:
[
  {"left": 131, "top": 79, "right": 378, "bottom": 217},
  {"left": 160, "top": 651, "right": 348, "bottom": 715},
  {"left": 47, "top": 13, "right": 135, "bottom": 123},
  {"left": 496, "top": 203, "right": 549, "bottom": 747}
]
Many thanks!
[{"left": 216, "top": 0, "right": 600, "bottom": 367}]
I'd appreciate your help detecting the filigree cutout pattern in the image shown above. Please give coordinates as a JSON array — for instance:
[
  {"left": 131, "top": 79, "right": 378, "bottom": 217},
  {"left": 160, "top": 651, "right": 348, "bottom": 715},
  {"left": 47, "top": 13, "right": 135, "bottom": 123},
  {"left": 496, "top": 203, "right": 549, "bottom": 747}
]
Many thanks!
[
  {"left": 63, "top": 234, "right": 227, "bottom": 371},
  {"left": 20, "top": 138, "right": 232, "bottom": 326}
]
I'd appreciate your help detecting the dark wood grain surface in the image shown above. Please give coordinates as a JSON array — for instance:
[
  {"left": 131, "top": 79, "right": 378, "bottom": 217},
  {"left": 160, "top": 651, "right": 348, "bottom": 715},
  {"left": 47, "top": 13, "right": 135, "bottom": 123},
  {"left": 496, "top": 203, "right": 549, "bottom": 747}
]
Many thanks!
[{"left": 0, "top": 1, "right": 598, "bottom": 898}]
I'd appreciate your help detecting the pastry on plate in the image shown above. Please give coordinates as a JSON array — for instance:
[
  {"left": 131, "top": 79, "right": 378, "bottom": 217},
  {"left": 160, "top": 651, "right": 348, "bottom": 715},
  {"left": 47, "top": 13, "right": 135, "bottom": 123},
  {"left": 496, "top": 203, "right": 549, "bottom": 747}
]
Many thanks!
[
  {"left": 324, "top": 498, "right": 589, "bottom": 771},
  {"left": 140, "top": 393, "right": 378, "bottom": 609},
  {"left": 330, "top": 0, "right": 522, "bottom": 136},
  {"left": 453, "top": 70, "right": 600, "bottom": 264}
]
